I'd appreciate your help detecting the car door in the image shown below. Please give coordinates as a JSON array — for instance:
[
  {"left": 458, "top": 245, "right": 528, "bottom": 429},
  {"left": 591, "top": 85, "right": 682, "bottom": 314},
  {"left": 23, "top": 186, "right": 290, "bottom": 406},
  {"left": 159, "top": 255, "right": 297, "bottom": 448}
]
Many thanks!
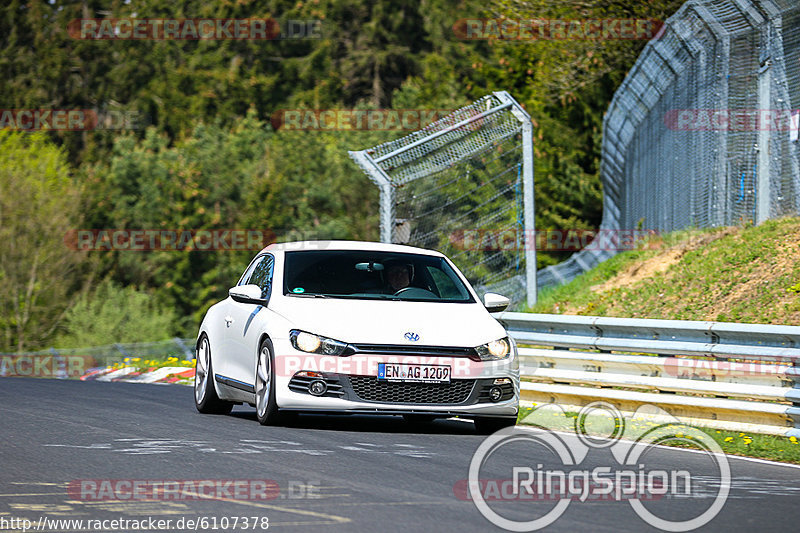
[{"left": 225, "top": 254, "right": 275, "bottom": 388}]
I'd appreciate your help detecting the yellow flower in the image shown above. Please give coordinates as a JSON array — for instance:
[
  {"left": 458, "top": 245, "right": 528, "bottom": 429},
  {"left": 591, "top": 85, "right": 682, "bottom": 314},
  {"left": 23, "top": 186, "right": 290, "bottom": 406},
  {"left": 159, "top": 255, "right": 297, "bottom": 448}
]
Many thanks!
[
  {"left": 724, "top": 437, "right": 733, "bottom": 442},
  {"left": 743, "top": 438, "right": 752, "bottom": 445},
  {"left": 123, "top": 358, "right": 130, "bottom": 362},
  {"left": 790, "top": 436, "right": 798, "bottom": 443},
  {"left": 132, "top": 357, "right": 141, "bottom": 362}
]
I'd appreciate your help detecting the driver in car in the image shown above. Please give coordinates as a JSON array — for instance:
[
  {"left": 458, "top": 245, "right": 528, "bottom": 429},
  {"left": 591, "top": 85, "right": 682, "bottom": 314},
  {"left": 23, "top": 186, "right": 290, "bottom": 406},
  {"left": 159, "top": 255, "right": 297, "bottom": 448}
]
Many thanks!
[{"left": 385, "top": 262, "right": 414, "bottom": 293}]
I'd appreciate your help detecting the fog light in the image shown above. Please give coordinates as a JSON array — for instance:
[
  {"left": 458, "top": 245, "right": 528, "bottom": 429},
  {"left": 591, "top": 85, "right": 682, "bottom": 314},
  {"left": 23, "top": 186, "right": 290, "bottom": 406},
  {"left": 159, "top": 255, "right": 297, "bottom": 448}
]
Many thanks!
[
  {"left": 488, "top": 386, "right": 503, "bottom": 402},
  {"left": 493, "top": 378, "right": 512, "bottom": 385},
  {"left": 309, "top": 380, "right": 327, "bottom": 396}
]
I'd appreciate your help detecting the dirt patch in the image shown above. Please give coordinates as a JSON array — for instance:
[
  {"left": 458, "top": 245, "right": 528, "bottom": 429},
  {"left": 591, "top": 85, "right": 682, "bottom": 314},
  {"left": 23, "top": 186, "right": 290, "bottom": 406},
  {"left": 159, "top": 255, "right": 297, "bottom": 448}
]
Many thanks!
[
  {"left": 591, "top": 248, "right": 683, "bottom": 293},
  {"left": 701, "top": 229, "right": 800, "bottom": 322},
  {"left": 591, "top": 227, "right": 740, "bottom": 295}
]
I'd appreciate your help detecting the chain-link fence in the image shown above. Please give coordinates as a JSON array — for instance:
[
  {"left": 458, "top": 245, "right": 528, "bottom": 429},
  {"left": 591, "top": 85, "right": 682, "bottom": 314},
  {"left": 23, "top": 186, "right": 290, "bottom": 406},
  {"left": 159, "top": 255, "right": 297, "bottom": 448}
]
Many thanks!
[
  {"left": 540, "top": 0, "right": 800, "bottom": 286},
  {"left": 350, "top": 92, "right": 537, "bottom": 307}
]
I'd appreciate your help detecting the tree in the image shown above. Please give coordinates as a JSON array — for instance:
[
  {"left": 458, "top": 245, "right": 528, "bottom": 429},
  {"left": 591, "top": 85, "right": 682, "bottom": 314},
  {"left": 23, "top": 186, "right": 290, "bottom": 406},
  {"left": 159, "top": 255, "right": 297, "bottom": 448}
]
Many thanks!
[
  {"left": 0, "top": 132, "right": 90, "bottom": 352},
  {"left": 56, "top": 280, "right": 176, "bottom": 348}
]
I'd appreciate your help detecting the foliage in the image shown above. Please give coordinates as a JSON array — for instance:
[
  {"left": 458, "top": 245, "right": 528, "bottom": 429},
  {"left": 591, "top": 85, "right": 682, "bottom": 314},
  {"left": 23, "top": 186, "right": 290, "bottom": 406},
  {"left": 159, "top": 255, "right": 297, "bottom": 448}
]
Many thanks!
[
  {"left": 530, "top": 217, "right": 800, "bottom": 325},
  {"left": 55, "top": 280, "right": 177, "bottom": 348},
  {"left": 0, "top": 132, "right": 91, "bottom": 351},
  {"left": 0, "top": 0, "right": 688, "bottom": 348}
]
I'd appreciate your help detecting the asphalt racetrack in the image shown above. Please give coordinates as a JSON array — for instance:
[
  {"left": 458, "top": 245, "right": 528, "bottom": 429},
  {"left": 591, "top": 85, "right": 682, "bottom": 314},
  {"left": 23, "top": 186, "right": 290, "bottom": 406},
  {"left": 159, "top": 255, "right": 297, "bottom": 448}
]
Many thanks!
[{"left": 2, "top": 378, "right": 800, "bottom": 532}]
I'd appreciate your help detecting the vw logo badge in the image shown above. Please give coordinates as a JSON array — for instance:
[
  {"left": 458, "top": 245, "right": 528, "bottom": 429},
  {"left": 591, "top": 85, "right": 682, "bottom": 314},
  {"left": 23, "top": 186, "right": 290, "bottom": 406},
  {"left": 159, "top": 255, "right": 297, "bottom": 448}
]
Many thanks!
[{"left": 404, "top": 332, "right": 420, "bottom": 342}]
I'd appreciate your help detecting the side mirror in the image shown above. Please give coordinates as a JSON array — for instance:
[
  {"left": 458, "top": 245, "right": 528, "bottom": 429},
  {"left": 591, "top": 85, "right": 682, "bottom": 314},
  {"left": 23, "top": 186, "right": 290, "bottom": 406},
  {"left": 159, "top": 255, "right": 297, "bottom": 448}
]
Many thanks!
[
  {"left": 483, "top": 292, "right": 510, "bottom": 313},
  {"left": 229, "top": 284, "right": 266, "bottom": 305}
]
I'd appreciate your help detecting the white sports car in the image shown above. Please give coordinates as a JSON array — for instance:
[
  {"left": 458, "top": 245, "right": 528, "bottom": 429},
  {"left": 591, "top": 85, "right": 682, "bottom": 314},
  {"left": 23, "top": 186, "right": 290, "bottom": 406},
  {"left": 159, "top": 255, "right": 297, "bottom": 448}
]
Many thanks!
[{"left": 194, "top": 240, "right": 519, "bottom": 433}]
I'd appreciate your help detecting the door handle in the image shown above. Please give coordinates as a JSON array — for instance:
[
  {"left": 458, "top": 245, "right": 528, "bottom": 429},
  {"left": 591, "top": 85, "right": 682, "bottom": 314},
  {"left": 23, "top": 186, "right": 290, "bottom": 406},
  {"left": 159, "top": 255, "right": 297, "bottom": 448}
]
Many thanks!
[{"left": 224, "top": 316, "right": 234, "bottom": 327}]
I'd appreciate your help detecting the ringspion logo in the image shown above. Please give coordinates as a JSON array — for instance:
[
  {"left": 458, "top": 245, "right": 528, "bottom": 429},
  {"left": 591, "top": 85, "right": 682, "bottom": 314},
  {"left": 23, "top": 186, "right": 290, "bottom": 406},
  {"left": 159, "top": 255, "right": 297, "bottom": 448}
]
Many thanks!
[{"left": 466, "top": 402, "right": 730, "bottom": 531}]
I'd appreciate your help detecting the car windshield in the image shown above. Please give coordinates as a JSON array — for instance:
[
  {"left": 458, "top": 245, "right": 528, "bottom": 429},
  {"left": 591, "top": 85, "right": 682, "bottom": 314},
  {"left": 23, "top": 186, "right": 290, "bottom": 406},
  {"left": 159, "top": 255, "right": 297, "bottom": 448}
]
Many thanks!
[{"left": 283, "top": 250, "right": 475, "bottom": 303}]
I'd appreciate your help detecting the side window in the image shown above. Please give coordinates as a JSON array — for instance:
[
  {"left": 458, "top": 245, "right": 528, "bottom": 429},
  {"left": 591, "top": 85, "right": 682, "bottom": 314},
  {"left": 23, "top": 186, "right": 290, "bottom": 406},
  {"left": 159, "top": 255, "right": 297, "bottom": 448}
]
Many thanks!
[
  {"left": 248, "top": 255, "right": 275, "bottom": 300},
  {"left": 239, "top": 256, "right": 264, "bottom": 286}
]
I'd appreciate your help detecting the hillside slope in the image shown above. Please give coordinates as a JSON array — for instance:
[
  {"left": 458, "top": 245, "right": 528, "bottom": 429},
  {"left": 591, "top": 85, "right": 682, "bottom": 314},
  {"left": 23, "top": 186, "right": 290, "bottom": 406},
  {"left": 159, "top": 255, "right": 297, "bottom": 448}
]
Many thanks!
[{"left": 530, "top": 217, "right": 800, "bottom": 325}]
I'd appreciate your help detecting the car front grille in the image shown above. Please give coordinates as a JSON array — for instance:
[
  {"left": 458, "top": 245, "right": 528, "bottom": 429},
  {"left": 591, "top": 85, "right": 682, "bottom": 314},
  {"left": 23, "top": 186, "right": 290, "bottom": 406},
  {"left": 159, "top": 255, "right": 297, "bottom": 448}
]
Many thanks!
[
  {"left": 347, "top": 376, "right": 475, "bottom": 404},
  {"left": 347, "top": 344, "right": 481, "bottom": 361}
]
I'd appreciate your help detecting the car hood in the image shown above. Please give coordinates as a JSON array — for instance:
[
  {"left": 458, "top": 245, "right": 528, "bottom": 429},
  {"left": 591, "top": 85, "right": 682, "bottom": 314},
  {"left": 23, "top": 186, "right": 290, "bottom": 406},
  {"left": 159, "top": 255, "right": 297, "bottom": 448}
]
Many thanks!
[{"left": 271, "top": 296, "right": 507, "bottom": 347}]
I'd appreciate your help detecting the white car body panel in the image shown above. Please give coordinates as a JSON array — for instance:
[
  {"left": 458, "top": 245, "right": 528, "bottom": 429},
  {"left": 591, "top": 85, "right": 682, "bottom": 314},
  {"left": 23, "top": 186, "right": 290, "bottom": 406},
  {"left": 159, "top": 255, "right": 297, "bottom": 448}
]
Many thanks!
[{"left": 197, "top": 240, "right": 520, "bottom": 420}]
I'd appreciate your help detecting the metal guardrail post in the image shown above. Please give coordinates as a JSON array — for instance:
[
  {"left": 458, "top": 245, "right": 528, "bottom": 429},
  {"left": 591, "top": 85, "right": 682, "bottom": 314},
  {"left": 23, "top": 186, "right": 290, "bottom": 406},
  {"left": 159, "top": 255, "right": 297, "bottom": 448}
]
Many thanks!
[
  {"left": 501, "top": 312, "right": 800, "bottom": 435},
  {"left": 786, "top": 362, "right": 800, "bottom": 438}
]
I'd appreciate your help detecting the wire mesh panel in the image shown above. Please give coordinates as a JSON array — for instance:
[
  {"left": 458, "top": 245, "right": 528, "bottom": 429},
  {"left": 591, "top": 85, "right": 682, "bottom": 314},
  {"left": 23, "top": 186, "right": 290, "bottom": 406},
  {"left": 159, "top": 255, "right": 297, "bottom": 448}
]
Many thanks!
[
  {"left": 537, "top": 0, "right": 800, "bottom": 287},
  {"left": 349, "top": 92, "right": 536, "bottom": 308}
]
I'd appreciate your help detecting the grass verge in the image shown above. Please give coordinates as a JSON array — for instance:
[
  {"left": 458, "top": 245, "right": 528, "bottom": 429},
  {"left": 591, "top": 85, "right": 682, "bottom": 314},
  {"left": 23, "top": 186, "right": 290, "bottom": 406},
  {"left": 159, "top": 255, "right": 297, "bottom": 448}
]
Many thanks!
[{"left": 516, "top": 406, "right": 800, "bottom": 464}]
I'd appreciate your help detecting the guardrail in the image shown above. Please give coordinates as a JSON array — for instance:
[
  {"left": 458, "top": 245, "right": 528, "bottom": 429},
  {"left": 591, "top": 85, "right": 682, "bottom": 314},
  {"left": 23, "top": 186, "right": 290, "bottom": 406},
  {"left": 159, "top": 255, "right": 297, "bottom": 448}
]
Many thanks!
[{"left": 497, "top": 312, "right": 800, "bottom": 437}]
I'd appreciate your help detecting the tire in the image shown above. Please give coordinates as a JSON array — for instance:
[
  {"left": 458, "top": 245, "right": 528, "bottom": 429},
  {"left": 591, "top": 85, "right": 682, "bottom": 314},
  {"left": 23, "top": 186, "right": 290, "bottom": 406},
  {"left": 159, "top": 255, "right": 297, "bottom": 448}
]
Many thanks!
[
  {"left": 474, "top": 417, "right": 517, "bottom": 435},
  {"left": 255, "top": 338, "right": 281, "bottom": 425},
  {"left": 194, "top": 334, "right": 234, "bottom": 415}
]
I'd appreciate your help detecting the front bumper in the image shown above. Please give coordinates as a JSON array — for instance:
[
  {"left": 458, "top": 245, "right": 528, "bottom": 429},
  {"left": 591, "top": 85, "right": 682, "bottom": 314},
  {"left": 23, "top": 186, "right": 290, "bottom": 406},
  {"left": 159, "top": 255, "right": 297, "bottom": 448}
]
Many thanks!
[{"left": 272, "top": 337, "right": 520, "bottom": 418}]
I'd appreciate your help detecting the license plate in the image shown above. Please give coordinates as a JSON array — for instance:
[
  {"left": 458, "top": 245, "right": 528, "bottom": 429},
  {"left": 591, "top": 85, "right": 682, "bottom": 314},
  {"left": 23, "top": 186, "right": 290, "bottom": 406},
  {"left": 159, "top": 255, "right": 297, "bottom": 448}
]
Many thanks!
[{"left": 377, "top": 363, "right": 451, "bottom": 383}]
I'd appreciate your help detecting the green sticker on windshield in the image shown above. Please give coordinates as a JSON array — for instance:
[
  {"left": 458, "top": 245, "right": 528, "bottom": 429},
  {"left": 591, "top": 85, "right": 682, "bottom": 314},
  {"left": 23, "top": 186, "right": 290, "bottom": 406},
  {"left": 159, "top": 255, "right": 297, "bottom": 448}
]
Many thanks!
[{"left": 292, "top": 287, "right": 305, "bottom": 293}]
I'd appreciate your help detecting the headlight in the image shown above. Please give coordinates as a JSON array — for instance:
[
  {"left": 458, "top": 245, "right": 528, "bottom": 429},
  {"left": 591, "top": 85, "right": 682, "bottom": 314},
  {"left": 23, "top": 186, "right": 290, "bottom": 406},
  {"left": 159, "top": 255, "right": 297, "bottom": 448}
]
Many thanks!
[
  {"left": 290, "top": 330, "right": 348, "bottom": 356},
  {"left": 475, "top": 337, "right": 511, "bottom": 360}
]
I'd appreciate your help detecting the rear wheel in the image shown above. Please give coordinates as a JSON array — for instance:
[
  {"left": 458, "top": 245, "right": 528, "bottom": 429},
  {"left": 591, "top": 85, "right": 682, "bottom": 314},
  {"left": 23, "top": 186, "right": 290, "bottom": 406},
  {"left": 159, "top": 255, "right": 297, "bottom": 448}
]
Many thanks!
[
  {"left": 194, "top": 335, "right": 233, "bottom": 415},
  {"left": 255, "top": 338, "right": 281, "bottom": 425},
  {"left": 474, "top": 417, "right": 516, "bottom": 435}
]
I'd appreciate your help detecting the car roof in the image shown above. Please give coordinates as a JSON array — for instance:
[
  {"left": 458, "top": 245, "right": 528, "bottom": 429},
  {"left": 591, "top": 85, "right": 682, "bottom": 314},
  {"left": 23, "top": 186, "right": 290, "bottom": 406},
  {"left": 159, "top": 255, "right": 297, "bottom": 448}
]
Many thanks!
[{"left": 262, "top": 240, "right": 445, "bottom": 257}]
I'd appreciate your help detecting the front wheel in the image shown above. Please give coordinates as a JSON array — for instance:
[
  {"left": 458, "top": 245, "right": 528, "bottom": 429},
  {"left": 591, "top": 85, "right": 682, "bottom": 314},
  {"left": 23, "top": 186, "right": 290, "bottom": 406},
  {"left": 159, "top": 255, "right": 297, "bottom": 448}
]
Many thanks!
[
  {"left": 255, "top": 338, "right": 281, "bottom": 425},
  {"left": 194, "top": 334, "right": 233, "bottom": 415}
]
